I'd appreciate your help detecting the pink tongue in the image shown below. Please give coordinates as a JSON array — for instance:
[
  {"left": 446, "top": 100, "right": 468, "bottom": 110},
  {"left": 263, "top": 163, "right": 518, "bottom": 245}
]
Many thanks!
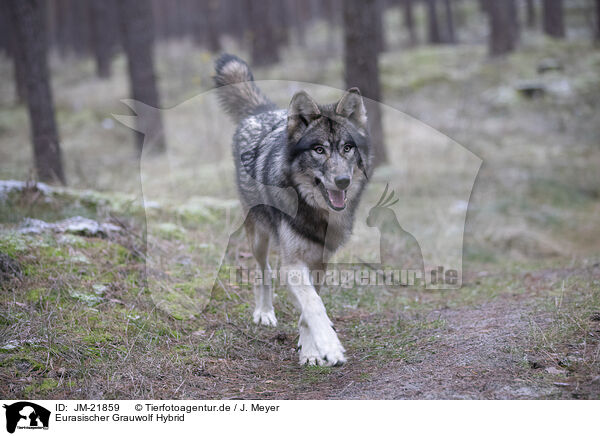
[{"left": 327, "top": 190, "right": 345, "bottom": 208}]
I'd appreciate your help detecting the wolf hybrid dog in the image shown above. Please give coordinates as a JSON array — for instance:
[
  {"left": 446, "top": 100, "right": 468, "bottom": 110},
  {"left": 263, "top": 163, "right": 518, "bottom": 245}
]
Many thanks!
[{"left": 214, "top": 54, "right": 372, "bottom": 366}]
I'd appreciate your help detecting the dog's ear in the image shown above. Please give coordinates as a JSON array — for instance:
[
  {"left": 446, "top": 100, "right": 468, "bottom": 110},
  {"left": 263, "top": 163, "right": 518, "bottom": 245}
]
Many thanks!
[
  {"left": 287, "top": 91, "right": 320, "bottom": 141},
  {"left": 336, "top": 87, "right": 368, "bottom": 132}
]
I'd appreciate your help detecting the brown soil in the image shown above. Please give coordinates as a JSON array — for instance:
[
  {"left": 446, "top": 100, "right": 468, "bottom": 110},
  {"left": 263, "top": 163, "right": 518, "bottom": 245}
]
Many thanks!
[{"left": 333, "top": 298, "right": 556, "bottom": 399}]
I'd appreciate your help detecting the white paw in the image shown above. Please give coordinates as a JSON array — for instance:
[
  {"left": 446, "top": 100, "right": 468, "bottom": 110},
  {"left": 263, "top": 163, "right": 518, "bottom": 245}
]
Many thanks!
[
  {"left": 298, "top": 325, "right": 346, "bottom": 366},
  {"left": 253, "top": 309, "right": 277, "bottom": 327}
]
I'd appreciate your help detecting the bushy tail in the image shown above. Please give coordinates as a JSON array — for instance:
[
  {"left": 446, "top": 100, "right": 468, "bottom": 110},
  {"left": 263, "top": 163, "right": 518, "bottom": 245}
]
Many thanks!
[{"left": 213, "top": 54, "right": 276, "bottom": 123}]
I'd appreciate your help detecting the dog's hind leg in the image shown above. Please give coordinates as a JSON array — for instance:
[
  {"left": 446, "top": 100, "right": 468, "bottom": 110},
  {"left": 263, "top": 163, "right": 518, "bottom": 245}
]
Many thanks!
[{"left": 246, "top": 221, "right": 277, "bottom": 326}]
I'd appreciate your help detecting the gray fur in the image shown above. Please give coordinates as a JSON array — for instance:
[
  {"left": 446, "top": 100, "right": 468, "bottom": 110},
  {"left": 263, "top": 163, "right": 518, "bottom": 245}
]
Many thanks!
[
  {"left": 213, "top": 53, "right": 276, "bottom": 123},
  {"left": 214, "top": 54, "right": 372, "bottom": 366}
]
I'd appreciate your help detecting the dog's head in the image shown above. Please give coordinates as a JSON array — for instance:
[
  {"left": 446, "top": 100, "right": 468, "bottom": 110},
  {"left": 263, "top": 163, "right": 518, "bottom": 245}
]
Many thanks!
[{"left": 286, "top": 88, "right": 371, "bottom": 212}]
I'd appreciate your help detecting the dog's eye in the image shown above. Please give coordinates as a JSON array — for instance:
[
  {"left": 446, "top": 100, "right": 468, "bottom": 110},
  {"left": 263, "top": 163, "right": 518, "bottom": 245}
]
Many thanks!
[
  {"left": 313, "top": 146, "right": 325, "bottom": 154},
  {"left": 343, "top": 144, "right": 353, "bottom": 153}
]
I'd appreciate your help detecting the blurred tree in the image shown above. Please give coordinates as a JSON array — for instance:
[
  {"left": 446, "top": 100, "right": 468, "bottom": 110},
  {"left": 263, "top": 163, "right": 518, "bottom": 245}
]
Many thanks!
[
  {"left": 151, "top": 0, "right": 169, "bottom": 39},
  {"left": 89, "top": 0, "right": 117, "bottom": 78},
  {"left": 426, "top": 0, "right": 443, "bottom": 44},
  {"left": 374, "top": 0, "right": 387, "bottom": 52},
  {"left": 487, "top": 0, "right": 519, "bottom": 56},
  {"left": 6, "top": 0, "right": 66, "bottom": 184},
  {"left": 0, "top": 0, "right": 27, "bottom": 103},
  {"left": 442, "top": 0, "right": 457, "bottom": 43},
  {"left": 513, "top": 0, "right": 522, "bottom": 39},
  {"left": 190, "top": 0, "right": 205, "bottom": 47},
  {"left": 118, "top": 0, "right": 166, "bottom": 154},
  {"left": 323, "top": 0, "right": 341, "bottom": 54},
  {"left": 71, "top": 0, "right": 92, "bottom": 56},
  {"left": 273, "top": 0, "right": 291, "bottom": 48},
  {"left": 203, "top": 0, "right": 222, "bottom": 52},
  {"left": 343, "top": 0, "right": 387, "bottom": 167},
  {"left": 0, "top": 7, "right": 8, "bottom": 56},
  {"left": 478, "top": 0, "right": 488, "bottom": 13},
  {"left": 220, "top": 0, "right": 247, "bottom": 46},
  {"left": 403, "top": 0, "right": 418, "bottom": 46},
  {"left": 246, "top": 0, "right": 280, "bottom": 66},
  {"left": 525, "top": 0, "right": 537, "bottom": 28},
  {"left": 54, "top": 0, "right": 74, "bottom": 57},
  {"left": 152, "top": 0, "right": 187, "bottom": 40},
  {"left": 9, "top": 35, "right": 28, "bottom": 103},
  {"left": 174, "top": 0, "right": 194, "bottom": 39},
  {"left": 290, "top": 0, "right": 308, "bottom": 47},
  {"left": 51, "top": 0, "right": 92, "bottom": 57},
  {"left": 596, "top": 0, "right": 600, "bottom": 42},
  {"left": 542, "top": 0, "right": 565, "bottom": 38}
]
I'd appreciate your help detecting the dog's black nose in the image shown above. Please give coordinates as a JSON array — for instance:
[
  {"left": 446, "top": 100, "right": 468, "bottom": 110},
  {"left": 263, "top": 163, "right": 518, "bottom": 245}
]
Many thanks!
[{"left": 334, "top": 175, "right": 351, "bottom": 190}]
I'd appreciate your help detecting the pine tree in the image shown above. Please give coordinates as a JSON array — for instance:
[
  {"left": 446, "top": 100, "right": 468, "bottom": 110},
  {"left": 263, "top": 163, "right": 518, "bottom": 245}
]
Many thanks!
[
  {"left": 488, "top": 0, "right": 519, "bottom": 56},
  {"left": 7, "top": 0, "right": 66, "bottom": 184},
  {"left": 343, "top": 0, "right": 387, "bottom": 166},
  {"left": 542, "top": 0, "right": 565, "bottom": 38},
  {"left": 118, "top": 0, "right": 166, "bottom": 154}
]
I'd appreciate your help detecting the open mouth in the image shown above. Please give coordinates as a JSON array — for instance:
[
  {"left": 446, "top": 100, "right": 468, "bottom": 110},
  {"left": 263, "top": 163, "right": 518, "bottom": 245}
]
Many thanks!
[{"left": 315, "top": 179, "right": 347, "bottom": 211}]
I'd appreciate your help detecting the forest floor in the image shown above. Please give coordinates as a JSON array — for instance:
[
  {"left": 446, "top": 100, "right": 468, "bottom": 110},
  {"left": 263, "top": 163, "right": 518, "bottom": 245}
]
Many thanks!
[
  {"left": 1, "top": 197, "right": 599, "bottom": 399},
  {"left": 1, "top": 21, "right": 600, "bottom": 399}
]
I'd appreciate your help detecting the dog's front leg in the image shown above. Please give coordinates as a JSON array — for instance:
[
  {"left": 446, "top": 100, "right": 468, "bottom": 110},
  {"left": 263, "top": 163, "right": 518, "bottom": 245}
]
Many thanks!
[{"left": 283, "top": 263, "right": 346, "bottom": 366}]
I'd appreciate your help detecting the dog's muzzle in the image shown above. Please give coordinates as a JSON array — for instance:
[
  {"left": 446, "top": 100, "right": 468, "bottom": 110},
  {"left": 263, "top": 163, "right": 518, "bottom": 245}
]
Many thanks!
[{"left": 315, "top": 178, "right": 347, "bottom": 211}]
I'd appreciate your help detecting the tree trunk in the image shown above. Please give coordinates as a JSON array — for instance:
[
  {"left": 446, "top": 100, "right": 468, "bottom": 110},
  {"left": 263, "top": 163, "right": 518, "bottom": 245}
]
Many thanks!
[
  {"left": 0, "top": 4, "right": 9, "bottom": 56},
  {"left": 343, "top": 0, "right": 387, "bottom": 167},
  {"left": 403, "top": 0, "right": 418, "bottom": 45},
  {"left": 118, "top": 0, "right": 166, "bottom": 154},
  {"left": 426, "top": 0, "right": 443, "bottom": 44},
  {"left": 596, "top": 0, "right": 600, "bottom": 42},
  {"left": 0, "top": 1, "right": 26, "bottom": 103},
  {"left": 71, "top": 0, "right": 91, "bottom": 56},
  {"left": 511, "top": 0, "right": 521, "bottom": 41},
  {"left": 89, "top": 0, "right": 115, "bottom": 79},
  {"left": 374, "top": 0, "right": 387, "bottom": 52},
  {"left": 443, "top": 0, "right": 457, "bottom": 43},
  {"left": 6, "top": 0, "right": 65, "bottom": 184},
  {"left": 220, "top": 0, "right": 247, "bottom": 44},
  {"left": 246, "top": 0, "right": 280, "bottom": 67},
  {"left": 324, "top": 0, "right": 339, "bottom": 54},
  {"left": 525, "top": 0, "right": 536, "bottom": 28},
  {"left": 54, "top": 0, "right": 73, "bottom": 56},
  {"left": 204, "top": 0, "right": 222, "bottom": 52},
  {"left": 488, "top": 0, "right": 519, "bottom": 56},
  {"left": 291, "top": 0, "right": 308, "bottom": 47},
  {"left": 273, "top": 0, "right": 290, "bottom": 48},
  {"left": 11, "top": 45, "right": 28, "bottom": 104},
  {"left": 542, "top": 0, "right": 565, "bottom": 38},
  {"left": 478, "top": 0, "right": 488, "bottom": 13}
]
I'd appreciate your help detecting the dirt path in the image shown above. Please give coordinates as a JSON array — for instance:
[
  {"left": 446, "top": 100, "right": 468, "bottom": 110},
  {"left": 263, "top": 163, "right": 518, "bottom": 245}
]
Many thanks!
[
  {"left": 192, "top": 266, "right": 599, "bottom": 400},
  {"left": 333, "top": 297, "right": 560, "bottom": 399}
]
